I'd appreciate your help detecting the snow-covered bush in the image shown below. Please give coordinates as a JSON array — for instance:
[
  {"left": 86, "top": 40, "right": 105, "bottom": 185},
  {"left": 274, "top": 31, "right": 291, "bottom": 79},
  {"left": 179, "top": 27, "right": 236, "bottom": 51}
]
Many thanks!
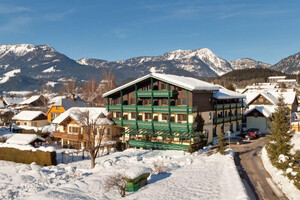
[{"left": 152, "top": 160, "right": 167, "bottom": 174}]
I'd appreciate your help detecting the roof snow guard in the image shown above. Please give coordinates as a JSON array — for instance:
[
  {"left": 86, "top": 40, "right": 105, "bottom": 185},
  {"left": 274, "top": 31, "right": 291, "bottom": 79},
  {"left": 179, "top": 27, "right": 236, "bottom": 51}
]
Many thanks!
[{"left": 102, "top": 73, "right": 220, "bottom": 97}]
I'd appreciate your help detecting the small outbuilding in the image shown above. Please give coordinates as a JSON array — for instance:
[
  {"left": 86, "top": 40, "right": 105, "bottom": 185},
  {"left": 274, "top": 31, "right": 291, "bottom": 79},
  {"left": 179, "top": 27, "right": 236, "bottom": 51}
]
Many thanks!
[
  {"left": 12, "top": 111, "right": 48, "bottom": 127},
  {"left": 6, "top": 134, "right": 45, "bottom": 147}
]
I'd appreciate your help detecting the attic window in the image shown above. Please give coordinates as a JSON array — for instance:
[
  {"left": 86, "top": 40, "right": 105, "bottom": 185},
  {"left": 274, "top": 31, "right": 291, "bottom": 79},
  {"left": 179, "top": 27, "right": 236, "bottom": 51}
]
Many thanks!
[{"left": 254, "top": 112, "right": 258, "bottom": 118}]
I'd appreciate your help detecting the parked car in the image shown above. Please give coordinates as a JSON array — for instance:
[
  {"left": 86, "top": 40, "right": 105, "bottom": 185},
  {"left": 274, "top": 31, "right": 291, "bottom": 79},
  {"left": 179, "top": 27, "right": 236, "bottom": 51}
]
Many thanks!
[
  {"left": 247, "top": 128, "right": 261, "bottom": 138},
  {"left": 224, "top": 136, "right": 243, "bottom": 145},
  {"left": 236, "top": 131, "right": 255, "bottom": 140}
]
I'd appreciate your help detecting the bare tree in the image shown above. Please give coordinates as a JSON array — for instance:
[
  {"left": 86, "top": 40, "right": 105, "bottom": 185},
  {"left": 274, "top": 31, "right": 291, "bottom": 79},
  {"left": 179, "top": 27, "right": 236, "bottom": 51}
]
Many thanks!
[
  {"left": 97, "top": 70, "right": 117, "bottom": 106},
  {"left": 60, "top": 78, "right": 78, "bottom": 95},
  {"left": 82, "top": 79, "right": 98, "bottom": 106},
  {"left": 104, "top": 173, "right": 127, "bottom": 197},
  {"left": 76, "top": 109, "right": 108, "bottom": 168}
]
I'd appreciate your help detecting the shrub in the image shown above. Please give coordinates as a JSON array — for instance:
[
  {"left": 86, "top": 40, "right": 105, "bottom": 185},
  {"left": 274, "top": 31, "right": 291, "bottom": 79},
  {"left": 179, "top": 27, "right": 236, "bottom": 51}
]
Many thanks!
[
  {"left": 153, "top": 160, "right": 167, "bottom": 174},
  {"left": 104, "top": 173, "right": 127, "bottom": 197},
  {"left": 0, "top": 136, "right": 7, "bottom": 143}
]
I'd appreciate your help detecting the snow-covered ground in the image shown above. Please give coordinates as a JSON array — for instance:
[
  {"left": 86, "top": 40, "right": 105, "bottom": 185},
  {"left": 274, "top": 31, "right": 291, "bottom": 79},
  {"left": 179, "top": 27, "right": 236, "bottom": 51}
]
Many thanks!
[
  {"left": 291, "top": 132, "right": 300, "bottom": 153},
  {"left": 261, "top": 147, "right": 300, "bottom": 200},
  {"left": 0, "top": 148, "right": 249, "bottom": 200}
]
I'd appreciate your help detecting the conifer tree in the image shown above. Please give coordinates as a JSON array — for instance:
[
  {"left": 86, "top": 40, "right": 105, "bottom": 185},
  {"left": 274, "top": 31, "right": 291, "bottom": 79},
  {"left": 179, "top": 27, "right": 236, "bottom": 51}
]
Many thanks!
[
  {"left": 266, "top": 95, "right": 295, "bottom": 168},
  {"left": 217, "top": 132, "right": 227, "bottom": 155}
]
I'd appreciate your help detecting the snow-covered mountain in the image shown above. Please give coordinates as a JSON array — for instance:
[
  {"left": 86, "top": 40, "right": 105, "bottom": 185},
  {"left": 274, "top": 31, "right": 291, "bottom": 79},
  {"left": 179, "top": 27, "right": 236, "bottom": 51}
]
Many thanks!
[
  {"left": 230, "top": 58, "right": 271, "bottom": 70},
  {"left": 78, "top": 48, "right": 234, "bottom": 78},
  {"left": 0, "top": 44, "right": 298, "bottom": 91},
  {"left": 271, "top": 52, "right": 300, "bottom": 74}
]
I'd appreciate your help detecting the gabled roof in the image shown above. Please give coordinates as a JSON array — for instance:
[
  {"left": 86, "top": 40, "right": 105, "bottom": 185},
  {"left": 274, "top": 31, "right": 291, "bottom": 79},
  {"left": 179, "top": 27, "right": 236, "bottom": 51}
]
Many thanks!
[
  {"left": 19, "top": 95, "right": 44, "bottom": 105},
  {"left": 52, "top": 107, "right": 113, "bottom": 126},
  {"left": 245, "top": 106, "right": 276, "bottom": 118},
  {"left": 103, "top": 73, "right": 220, "bottom": 97},
  {"left": 246, "top": 91, "right": 297, "bottom": 106},
  {"left": 213, "top": 87, "right": 246, "bottom": 99},
  {"left": 12, "top": 111, "right": 46, "bottom": 121},
  {"left": 6, "top": 134, "right": 45, "bottom": 145},
  {"left": 51, "top": 96, "right": 89, "bottom": 110},
  {"left": 2, "top": 97, "right": 24, "bottom": 106}
]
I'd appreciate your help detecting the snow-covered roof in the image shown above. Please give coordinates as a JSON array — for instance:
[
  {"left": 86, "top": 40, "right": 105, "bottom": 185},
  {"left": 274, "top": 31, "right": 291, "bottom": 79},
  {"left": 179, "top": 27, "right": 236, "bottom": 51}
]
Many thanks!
[
  {"left": 0, "top": 101, "right": 5, "bottom": 108},
  {"left": 268, "top": 76, "right": 286, "bottom": 79},
  {"left": 246, "top": 90, "right": 297, "bottom": 105},
  {"left": 245, "top": 106, "right": 275, "bottom": 118},
  {"left": 52, "top": 107, "right": 113, "bottom": 126},
  {"left": 51, "top": 96, "right": 89, "bottom": 110},
  {"left": 19, "top": 95, "right": 43, "bottom": 105},
  {"left": 6, "top": 134, "right": 45, "bottom": 145},
  {"left": 277, "top": 79, "right": 297, "bottom": 83},
  {"left": 12, "top": 111, "right": 46, "bottom": 121},
  {"left": 2, "top": 97, "right": 24, "bottom": 106},
  {"left": 5, "top": 91, "right": 33, "bottom": 97},
  {"left": 103, "top": 73, "right": 220, "bottom": 97},
  {"left": 213, "top": 88, "right": 246, "bottom": 99}
]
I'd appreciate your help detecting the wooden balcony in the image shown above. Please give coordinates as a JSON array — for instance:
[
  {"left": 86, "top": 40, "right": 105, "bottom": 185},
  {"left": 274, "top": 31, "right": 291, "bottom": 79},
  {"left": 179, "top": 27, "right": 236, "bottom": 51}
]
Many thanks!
[{"left": 53, "top": 131, "right": 84, "bottom": 141}]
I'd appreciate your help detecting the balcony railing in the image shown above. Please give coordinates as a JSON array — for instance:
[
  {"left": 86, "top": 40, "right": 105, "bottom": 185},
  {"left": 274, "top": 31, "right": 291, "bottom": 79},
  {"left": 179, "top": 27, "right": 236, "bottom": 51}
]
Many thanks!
[
  {"left": 54, "top": 131, "right": 84, "bottom": 141},
  {"left": 213, "top": 103, "right": 243, "bottom": 110},
  {"left": 113, "top": 119, "right": 192, "bottom": 131},
  {"left": 213, "top": 114, "right": 243, "bottom": 125},
  {"left": 136, "top": 90, "right": 177, "bottom": 98},
  {"left": 107, "top": 105, "right": 196, "bottom": 113}
]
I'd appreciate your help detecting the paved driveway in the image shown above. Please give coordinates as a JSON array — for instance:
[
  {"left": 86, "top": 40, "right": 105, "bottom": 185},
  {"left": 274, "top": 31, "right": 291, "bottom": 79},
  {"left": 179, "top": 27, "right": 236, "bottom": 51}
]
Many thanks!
[{"left": 231, "top": 137, "right": 288, "bottom": 200}]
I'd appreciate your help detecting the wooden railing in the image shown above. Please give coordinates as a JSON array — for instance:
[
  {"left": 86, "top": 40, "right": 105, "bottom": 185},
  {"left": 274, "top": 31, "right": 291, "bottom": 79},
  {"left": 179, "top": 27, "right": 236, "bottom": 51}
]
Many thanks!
[{"left": 54, "top": 131, "right": 84, "bottom": 141}]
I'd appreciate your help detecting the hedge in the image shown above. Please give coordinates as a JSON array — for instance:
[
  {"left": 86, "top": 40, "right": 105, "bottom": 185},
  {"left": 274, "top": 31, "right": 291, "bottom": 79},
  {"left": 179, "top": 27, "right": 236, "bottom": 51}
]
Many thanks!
[{"left": 0, "top": 147, "right": 56, "bottom": 166}]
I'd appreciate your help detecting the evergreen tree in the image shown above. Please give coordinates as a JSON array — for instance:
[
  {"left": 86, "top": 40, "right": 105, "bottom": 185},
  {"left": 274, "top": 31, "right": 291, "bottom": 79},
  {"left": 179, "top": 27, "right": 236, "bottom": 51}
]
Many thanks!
[
  {"left": 266, "top": 95, "right": 295, "bottom": 169},
  {"left": 217, "top": 132, "right": 227, "bottom": 155}
]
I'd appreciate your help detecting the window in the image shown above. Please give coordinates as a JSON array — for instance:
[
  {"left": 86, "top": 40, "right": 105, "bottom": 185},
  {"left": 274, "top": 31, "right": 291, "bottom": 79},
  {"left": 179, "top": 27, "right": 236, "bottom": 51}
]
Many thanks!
[
  {"left": 114, "top": 98, "right": 121, "bottom": 105},
  {"left": 131, "top": 112, "right": 136, "bottom": 119},
  {"left": 178, "top": 98, "right": 186, "bottom": 105},
  {"left": 116, "top": 112, "right": 121, "bottom": 118},
  {"left": 254, "top": 112, "right": 258, "bottom": 118},
  {"left": 178, "top": 114, "right": 187, "bottom": 122},
  {"left": 162, "top": 113, "right": 168, "bottom": 120},
  {"left": 107, "top": 128, "right": 111, "bottom": 136},
  {"left": 56, "top": 106, "right": 60, "bottom": 110},
  {"left": 24, "top": 122, "right": 27, "bottom": 125},
  {"left": 33, "top": 122, "right": 37, "bottom": 127},
  {"left": 69, "top": 127, "right": 81, "bottom": 134},
  {"left": 144, "top": 99, "right": 151, "bottom": 105},
  {"left": 145, "top": 113, "right": 151, "bottom": 120},
  {"left": 209, "top": 112, "right": 212, "bottom": 120},
  {"left": 161, "top": 83, "right": 167, "bottom": 90},
  {"left": 162, "top": 99, "right": 168, "bottom": 105},
  {"left": 153, "top": 116, "right": 158, "bottom": 121},
  {"left": 130, "top": 98, "right": 135, "bottom": 105},
  {"left": 123, "top": 114, "right": 128, "bottom": 120},
  {"left": 138, "top": 115, "right": 143, "bottom": 120}
]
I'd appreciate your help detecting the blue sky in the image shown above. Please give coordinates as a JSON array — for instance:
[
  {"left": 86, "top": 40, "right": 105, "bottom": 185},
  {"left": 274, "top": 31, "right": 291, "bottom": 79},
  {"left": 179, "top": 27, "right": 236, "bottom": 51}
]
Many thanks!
[{"left": 0, "top": 0, "right": 300, "bottom": 65}]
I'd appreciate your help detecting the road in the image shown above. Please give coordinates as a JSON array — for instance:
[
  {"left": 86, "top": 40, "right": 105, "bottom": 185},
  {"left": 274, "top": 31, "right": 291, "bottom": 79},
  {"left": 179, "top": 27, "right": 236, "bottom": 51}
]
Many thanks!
[{"left": 230, "top": 136, "right": 288, "bottom": 200}]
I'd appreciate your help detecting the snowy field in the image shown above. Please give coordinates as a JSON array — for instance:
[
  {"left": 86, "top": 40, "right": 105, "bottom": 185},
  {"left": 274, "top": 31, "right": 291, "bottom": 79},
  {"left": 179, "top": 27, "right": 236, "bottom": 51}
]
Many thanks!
[
  {"left": 0, "top": 148, "right": 249, "bottom": 200},
  {"left": 261, "top": 147, "right": 300, "bottom": 200}
]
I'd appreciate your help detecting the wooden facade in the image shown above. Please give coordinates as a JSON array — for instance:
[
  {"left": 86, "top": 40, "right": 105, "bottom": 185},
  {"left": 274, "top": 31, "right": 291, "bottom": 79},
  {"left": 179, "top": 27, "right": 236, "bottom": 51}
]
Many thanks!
[{"left": 103, "top": 75, "right": 244, "bottom": 151}]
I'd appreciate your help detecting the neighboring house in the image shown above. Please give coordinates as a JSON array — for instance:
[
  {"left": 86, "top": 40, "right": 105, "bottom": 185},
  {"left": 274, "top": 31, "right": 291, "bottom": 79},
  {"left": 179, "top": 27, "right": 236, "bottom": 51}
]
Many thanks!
[
  {"left": 102, "top": 73, "right": 245, "bottom": 151},
  {"left": 18, "top": 95, "right": 48, "bottom": 112},
  {"left": 244, "top": 90, "right": 298, "bottom": 132},
  {"left": 2, "top": 97, "right": 24, "bottom": 108},
  {"left": 6, "top": 134, "right": 45, "bottom": 148},
  {"left": 12, "top": 111, "right": 48, "bottom": 127},
  {"left": 52, "top": 107, "right": 122, "bottom": 149},
  {"left": 46, "top": 95, "right": 89, "bottom": 122}
]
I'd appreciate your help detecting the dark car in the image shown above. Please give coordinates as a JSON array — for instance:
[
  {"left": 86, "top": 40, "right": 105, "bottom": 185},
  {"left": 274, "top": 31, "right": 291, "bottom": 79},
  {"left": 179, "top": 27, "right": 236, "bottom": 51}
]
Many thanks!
[
  {"left": 236, "top": 131, "right": 255, "bottom": 140},
  {"left": 247, "top": 128, "right": 261, "bottom": 138},
  {"left": 224, "top": 136, "right": 243, "bottom": 145}
]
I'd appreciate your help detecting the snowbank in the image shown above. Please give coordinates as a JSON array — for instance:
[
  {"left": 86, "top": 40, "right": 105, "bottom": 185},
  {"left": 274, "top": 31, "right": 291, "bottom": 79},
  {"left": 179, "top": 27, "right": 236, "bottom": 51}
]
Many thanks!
[
  {"left": 291, "top": 132, "right": 300, "bottom": 153},
  {"left": 0, "top": 149, "right": 249, "bottom": 200},
  {"left": 261, "top": 147, "right": 300, "bottom": 200}
]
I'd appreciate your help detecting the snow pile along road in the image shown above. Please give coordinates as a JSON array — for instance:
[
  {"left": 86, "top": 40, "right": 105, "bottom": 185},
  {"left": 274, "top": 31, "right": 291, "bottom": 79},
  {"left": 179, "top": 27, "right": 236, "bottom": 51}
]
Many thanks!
[
  {"left": 0, "top": 149, "right": 249, "bottom": 200},
  {"left": 261, "top": 147, "right": 300, "bottom": 200}
]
